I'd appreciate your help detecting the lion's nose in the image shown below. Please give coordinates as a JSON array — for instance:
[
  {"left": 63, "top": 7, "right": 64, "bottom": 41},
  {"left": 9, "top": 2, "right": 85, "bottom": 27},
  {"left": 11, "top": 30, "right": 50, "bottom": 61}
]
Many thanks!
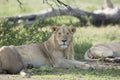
[{"left": 62, "top": 40, "right": 67, "bottom": 42}]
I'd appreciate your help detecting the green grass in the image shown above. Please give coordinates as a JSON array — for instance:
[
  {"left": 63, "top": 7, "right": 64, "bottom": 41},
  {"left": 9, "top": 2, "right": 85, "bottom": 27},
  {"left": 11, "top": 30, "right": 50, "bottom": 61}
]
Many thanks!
[
  {"left": 0, "top": 0, "right": 120, "bottom": 79},
  {"left": 29, "top": 66, "right": 120, "bottom": 80}
]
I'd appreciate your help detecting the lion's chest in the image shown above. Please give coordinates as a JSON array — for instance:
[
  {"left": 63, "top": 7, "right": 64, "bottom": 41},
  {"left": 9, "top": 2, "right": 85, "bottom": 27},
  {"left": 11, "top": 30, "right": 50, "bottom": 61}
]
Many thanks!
[
  {"left": 16, "top": 44, "right": 50, "bottom": 68},
  {"left": 52, "top": 50, "right": 64, "bottom": 59}
]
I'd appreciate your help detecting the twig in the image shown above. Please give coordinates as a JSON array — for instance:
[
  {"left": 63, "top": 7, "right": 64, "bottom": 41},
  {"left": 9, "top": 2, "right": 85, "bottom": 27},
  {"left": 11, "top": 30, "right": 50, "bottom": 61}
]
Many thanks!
[
  {"left": 56, "top": 0, "right": 71, "bottom": 9},
  {"left": 43, "top": 0, "right": 54, "bottom": 9},
  {"left": 16, "top": 0, "right": 23, "bottom": 9}
]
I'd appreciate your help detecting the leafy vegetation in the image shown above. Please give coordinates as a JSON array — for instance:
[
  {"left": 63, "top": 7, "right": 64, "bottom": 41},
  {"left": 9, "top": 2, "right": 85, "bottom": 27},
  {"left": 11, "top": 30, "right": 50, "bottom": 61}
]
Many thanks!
[
  {"left": 0, "top": 19, "right": 51, "bottom": 46},
  {"left": 0, "top": 0, "right": 120, "bottom": 79}
]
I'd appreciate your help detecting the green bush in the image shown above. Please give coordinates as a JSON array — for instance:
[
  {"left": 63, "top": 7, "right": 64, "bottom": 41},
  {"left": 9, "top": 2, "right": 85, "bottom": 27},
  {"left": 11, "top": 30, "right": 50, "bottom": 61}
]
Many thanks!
[
  {"left": 0, "top": 19, "right": 51, "bottom": 47},
  {"left": 74, "top": 40, "right": 92, "bottom": 60}
]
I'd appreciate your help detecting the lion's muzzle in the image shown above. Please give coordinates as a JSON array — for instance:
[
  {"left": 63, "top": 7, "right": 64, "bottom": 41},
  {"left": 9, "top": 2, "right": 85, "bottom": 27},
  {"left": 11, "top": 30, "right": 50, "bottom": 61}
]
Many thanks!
[{"left": 60, "top": 40, "right": 68, "bottom": 49}]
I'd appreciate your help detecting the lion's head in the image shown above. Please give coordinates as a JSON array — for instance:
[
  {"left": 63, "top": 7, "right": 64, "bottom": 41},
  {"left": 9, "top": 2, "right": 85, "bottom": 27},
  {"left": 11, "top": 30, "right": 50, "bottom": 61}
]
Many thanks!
[{"left": 52, "top": 25, "right": 76, "bottom": 49}]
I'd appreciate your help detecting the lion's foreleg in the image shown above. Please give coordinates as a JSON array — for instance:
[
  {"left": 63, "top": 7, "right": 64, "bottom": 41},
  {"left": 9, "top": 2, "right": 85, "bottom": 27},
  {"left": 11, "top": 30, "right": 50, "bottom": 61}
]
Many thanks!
[
  {"left": 54, "top": 59, "right": 90, "bottom": 69},
  {"left": 65, "top": 60, "right": 90, "bottom": 69}
]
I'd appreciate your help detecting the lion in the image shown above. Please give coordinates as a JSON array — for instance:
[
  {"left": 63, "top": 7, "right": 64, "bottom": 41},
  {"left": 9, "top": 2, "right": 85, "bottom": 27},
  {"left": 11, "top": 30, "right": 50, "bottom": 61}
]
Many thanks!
[
  {"left": 84, "top": 42, "right": 120, "bottom": 62},
  {"left": 0, "top": 25, "right": 90, "bottom": 77}
]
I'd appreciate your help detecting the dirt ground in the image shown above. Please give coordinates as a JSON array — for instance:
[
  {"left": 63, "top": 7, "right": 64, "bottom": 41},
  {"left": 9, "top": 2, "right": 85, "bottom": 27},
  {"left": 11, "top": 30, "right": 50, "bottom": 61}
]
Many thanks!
[
  {"left": 0, "top": 74, "right": 41, "bottom": 80},
  {"left": 0, "top": 75, "right": 29, "bottom": 80}
]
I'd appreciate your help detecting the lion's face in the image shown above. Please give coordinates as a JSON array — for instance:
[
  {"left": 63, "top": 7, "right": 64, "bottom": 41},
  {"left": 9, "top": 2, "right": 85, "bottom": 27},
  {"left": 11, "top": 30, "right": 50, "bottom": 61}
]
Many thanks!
[{"left": 52, "top": 25, "right": 76, "bottom": 49}]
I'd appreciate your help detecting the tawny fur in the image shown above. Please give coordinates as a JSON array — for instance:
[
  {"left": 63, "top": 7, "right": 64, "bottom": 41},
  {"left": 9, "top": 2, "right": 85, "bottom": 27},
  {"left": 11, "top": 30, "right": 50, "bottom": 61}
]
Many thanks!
[{"left": 84, "top": 42, "right": 120, "bottom": 61}]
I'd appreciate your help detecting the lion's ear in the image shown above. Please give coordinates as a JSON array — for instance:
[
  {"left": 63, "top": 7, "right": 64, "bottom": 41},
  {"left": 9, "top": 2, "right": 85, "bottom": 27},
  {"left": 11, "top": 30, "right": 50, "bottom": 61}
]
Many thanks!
[
  {"left": 71, "top": 27, "right": 76, "bottom": 33},
  {"left": 51, "top": 27, "right": 58, "bottom": 32}
]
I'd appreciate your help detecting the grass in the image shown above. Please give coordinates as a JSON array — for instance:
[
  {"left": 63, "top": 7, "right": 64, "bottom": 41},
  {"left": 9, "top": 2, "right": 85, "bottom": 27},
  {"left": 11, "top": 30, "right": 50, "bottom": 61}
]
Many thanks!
[
  {"left": 29, "top": 66, "right": 120, "bottom": 80},
  {"left": 0, "top": 0, "right": 120, "bottom": 80}
]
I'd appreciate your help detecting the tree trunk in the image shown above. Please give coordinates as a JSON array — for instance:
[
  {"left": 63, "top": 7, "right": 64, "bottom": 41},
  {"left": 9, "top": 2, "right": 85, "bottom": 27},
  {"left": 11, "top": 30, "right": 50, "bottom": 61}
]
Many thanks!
[
  {"left": 4, "top": 0, "right": 120, "bottom": 26},
  {"left": 93, "top": 0, "right": 120, "bottom": 25},
  {"left": 6, "top": 8, "right": 92, "bottom": 25}
]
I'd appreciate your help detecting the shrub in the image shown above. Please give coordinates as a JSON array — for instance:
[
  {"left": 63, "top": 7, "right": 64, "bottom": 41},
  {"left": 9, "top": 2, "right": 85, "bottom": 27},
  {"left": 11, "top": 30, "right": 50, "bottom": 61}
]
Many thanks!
[
  {"left": 74, "top": 40, "right": 92, "bottom": 60},
  {"left": 0, "top": 19, "right": 51, "bottom": 46}
]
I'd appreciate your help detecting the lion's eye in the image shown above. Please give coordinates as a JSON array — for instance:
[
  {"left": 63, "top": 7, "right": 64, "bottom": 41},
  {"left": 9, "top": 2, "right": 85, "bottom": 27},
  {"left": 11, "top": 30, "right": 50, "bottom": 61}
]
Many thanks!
[
  {"left": 58, "top": 32, "right": 61, "bottom": 35},
  {"left": 66, "top": 32, "right": 69, "bottom": 35}
]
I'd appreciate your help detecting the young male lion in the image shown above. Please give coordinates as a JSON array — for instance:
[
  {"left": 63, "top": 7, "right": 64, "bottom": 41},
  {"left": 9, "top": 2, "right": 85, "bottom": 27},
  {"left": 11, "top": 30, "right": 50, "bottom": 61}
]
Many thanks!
[
  {"left": 84, "top": 42, "right": 120, "bottom": 62},
  {"left": 0, "top": 25, "right": 90, "bottom": 76}
]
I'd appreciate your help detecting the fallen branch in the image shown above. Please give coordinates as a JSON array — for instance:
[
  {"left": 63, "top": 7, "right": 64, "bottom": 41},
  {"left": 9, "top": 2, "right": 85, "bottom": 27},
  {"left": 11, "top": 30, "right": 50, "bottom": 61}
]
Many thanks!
[
  {"left": 93, "top": 0, "right": 120, "bottom": 25},
  {"left": 5, "top": 8, "right": 93, "bottom": 25},
  {"left": 3, "top": 1, "right": 120, "bottom": 26}
]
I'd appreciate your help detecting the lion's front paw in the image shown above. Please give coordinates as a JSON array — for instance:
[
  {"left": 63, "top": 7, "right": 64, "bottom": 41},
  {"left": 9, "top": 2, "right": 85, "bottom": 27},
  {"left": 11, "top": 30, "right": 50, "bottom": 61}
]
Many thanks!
[
  {"left": 20, "top": 70, "right": 31, "bottom": 78},
  {"left": 83, "top": 64, "right": 91, "bottom": 69},
  {"left": 77, "top": 63, "right": 91, "bottom": 69}
]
